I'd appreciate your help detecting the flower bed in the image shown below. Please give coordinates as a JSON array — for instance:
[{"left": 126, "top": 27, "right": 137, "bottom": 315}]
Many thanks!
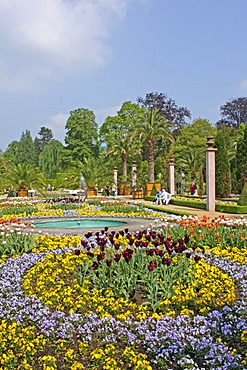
[{"left": 0, "top": 204, "right": 247, "bottom": 369}]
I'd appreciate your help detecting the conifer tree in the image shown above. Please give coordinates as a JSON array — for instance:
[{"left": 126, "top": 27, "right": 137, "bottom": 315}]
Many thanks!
[
  {"left": 235, "top": 124, "right": 247, "bottom": 193},
  {"left": 215, "top": 129, "right": 231, "bottom": 198}
]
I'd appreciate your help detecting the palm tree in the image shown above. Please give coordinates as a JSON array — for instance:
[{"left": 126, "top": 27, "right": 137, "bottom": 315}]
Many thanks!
[
  {"left": 105, "top": 133, "right": 141, "bottom": 183},
  {"left": 175, "top": 147, "right": 204, "bottom": 181},
  {"left": 5, "top": 163, "right": 44, "bottom": 193},
  {"left": 134, "top": 108, "right": 172, "bottom": 183},
  {"left": 76, "top": 155, "right": 103, "bottom": 189}
]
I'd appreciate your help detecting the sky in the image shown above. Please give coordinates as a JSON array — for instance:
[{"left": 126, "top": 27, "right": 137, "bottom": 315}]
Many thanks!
[{"left": 1, "top": 0, "right": 247, "bottom": 151}]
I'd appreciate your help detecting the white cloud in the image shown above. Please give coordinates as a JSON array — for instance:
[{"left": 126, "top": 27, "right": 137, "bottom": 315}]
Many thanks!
[
  {"left": 44, "top": 112, "right": 69, "bottom": 143},
  {"left": 95, "top": 105, "right": 120, "bottom": 125},
  {"left": 0, "top": 0, "right": 129, "bottom": 92},
  {"left": 240, "top": 79, "right": 247, "bottom": 91}
]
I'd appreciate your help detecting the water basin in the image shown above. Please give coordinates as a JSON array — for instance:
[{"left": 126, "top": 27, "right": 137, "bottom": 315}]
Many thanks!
[{"left": 34, "top": 219, "right": 127, "bottom": 229}]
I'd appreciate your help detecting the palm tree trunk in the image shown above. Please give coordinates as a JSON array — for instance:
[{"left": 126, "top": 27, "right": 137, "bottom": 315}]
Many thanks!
[
  {"left": 122, "top": 155, "right": 127, "bottom": 182},
  {"left": 148, "top": 140, "right": 155, "bottom": 183}
]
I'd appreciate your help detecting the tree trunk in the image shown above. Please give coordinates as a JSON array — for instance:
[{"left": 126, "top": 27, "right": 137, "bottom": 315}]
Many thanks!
[
  {"left": 122, "top": 155, "right": 127, "bottom": 182},
  {"left": 148, "top": 140, "right": 155, "bottom": 183}
]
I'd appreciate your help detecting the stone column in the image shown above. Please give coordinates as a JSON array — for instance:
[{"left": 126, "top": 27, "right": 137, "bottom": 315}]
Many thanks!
[
  {"left": 206, "top": 136, "right": 217, "bottom": 211},
  {"left": 113, "top": 166, "right": 118, "bottom": 186},
  {"left": 169, "top": 157, "right": 175, "bottom": 195},
  {"left": 131, "top": 162, "right": 137, "bottom": 189}
]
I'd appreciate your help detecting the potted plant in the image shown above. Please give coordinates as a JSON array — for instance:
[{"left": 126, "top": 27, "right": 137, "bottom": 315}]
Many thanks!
[
  {"left": 77, "top": 156, "right": 103, "bottom": 197},
  {"left": 4, "top": 163, "right": 44, "bottom": 197}
]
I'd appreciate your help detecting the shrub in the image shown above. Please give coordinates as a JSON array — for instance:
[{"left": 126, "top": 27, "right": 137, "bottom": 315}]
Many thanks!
[{"left": 238, "top": 183, "right": 247, "bottom": 206}]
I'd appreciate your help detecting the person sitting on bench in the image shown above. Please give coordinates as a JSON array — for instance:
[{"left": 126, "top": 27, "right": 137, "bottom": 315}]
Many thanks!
[{"left": 160, "top": 188, "right": 172, "bottom": 205}]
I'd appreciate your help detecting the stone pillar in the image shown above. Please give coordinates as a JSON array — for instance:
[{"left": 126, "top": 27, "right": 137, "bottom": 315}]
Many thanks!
[
  {"left": 113, "top": 166, "right": 118, "bottom": 186},
  {"left": 206, "top": 136, "right": 217, "bottom": 211},
  {"left": 131, "top": 162, "right": 137, "bottom": 189},
  {"left": 169, "top": 157, "right": 175, "bottom": 195}
]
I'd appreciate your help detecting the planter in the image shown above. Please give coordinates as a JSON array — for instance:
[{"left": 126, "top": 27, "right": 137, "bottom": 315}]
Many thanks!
[
  {"left": 146, "top": 183, "right": 161, "bottom": 196},
  {"left": 133, "top": 190, "right": 144, "bottom": 199},
  {"left": 118, "top": 184, "right": 131, "bottom": 196},
  {"left": 18, "top": 189, "right": 28, "bottom": 197},
  {"left": 118, "top": 184, "right": 125, "bottom": 195},
  {"left": 87, "top": 187, "right": 97, "bottom": 197}
]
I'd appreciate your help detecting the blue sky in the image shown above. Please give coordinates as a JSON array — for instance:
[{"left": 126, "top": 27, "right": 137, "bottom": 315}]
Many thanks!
[{"left": 1, "top": 0, "right": 247, "bottom": 151}]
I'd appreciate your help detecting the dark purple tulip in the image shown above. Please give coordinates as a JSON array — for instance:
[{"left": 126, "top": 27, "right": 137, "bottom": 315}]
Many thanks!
[
  {"left": 167, "top": 247, "right": 174, "bottom": 255},
  {"left": 97, "top": 253, "right": 105, "bottom": 261},
  {"left": 124, "top": 228, "right": 129, "bottom": 234},
  {"left": 186, "top": 252, "right": 191, "bottom": 258},
  {"left": 86, "top": 252, "right": 95, "bottom": 257},
  {"left": 114, "top": 254, "right": 121, "bottom": 262},
  {"left": 194, "top": 255, "right": 201, "bottom": 262},
  {"left": 148, "top": 260, "right": 157, "bottom": 271},
  {"left": 165, "top": 239, "right": 171, "bottom": 248},
  {"left": 146, "top": 248, "right": 155, "bottom": 256},
  {"left": 119, "top": 230, "right": 124, "bottom": 236},
  {"left": 74, "top": 249, "right": 80, "bottom": 255},
  {"left": 122, "top": 248, "right": 133, "bottom": 263},
  {"left": 184, "top": 234, "right": 190, "bottom": 243},
  {"left": 162, "top": 257, "right": 172, "bottom": 266},
  {"left": 105, "top": 259, "right": 112, "bottom": 266},
  {"left": 114, "top": 243, "right": 120, "bottom": 250},
  {"left": 104, "top": 227, "right": 109, "bottom": 232},
  {"left": 91, "top": 261, "right": 99, "bottom": 269}
]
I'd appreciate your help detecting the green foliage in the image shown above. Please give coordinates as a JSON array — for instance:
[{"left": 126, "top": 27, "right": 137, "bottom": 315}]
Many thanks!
[
  {"left": 235, "top": 124, "right": 247, "bottom": 193},
  {"left": 39, "top": 140, "right": 64, "bottom": 178},
  {"left": 238, "top": 183, "right": 247, "bottom": 206},
  {"left": 34, "top": 126, "right": 54, "bottom": 165},
  {"left": 17, "top": 130, "right": 36, "bottom": 166},
  {"left": 4, "top": 163, "right": 44, "bottom": 191},
  {"left": 215, "top": 128, "right": 231, "bottom": 198},
  {"left": 0, "top": 230, "right": 35, "bottom": 257},
  {"left": 76, "top": 155, "right": 104, "bottom": 188},
  {"left": 134, "top": 107, "right": 173, "bottom": 183},
  {"left": 0, "top": 205, "right": 37, "bottom": 218},
  {"left": 198, "top": 165, "right": 204, "bottom": 196},
  {"left": 100, "top": 102, "right": 142, "bottom": 182},
  {"left": 174, "top": 118, "right": 216, "bottom": 182},
  {"left": 65, "top": 108, "right": 99, "bottom": 161},
  {"left": 151, "top": 183, "right": 158, "bottom": 196}
]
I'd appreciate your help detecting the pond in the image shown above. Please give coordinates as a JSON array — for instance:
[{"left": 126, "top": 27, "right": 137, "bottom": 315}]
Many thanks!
[{"left": 34, "top": 219, "right": 127, "bottom": 229}]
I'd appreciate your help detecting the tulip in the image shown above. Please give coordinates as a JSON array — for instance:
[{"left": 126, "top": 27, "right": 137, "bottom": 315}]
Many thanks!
[{"left": 148, "top": 260, "right": 156, "bottom": 271}]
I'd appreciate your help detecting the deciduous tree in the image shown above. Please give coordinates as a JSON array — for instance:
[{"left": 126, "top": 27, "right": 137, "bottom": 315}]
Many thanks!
[
  {"left": 218, "top": 97, "right": 247, "bottom": 128},
  {"left": 65, "top": 108, "right": 99, "bottom": 161}
]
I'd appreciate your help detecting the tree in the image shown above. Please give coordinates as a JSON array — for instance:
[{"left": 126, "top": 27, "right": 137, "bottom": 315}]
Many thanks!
[
  {"left": 3, "top": 140, "right": 20, "bottom": 165},
  {"left": 100, "top": 102, "right": 142, "bottom": 183},
  {"left": 235, "top": 124, "right": 247, "bottom": 192},
  {"left": 39, "top": 140, "right": 64, "bottom": 179},
  {"left": 4, "top": 163, "right": 44, "bottom": 191},
  {"left": 12, "top": 130, "right": 35, "bottom": 166},
  {"left": 218, "top": 97, "right": 247, "bottom": 128},
  {"left": 65, "top": 108, "right": 99, "bottom": 161},
  {"left": 173, "top": 118, "right": 216, "bottom": 183},
  {"left": 134, "top": 107, "right": 172, "bottom": 183},
  {"left": 137, "top": 92, "right": 191, "bottom": 130},
  {"left": 34, "top": 127, "right": 53, "bottom": 164},
  {"left": 215, "top": 129, "right": 231, "bottom": 198},
  {"left": 76, "top": 155, "right": 104, "bottom": 189}
]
